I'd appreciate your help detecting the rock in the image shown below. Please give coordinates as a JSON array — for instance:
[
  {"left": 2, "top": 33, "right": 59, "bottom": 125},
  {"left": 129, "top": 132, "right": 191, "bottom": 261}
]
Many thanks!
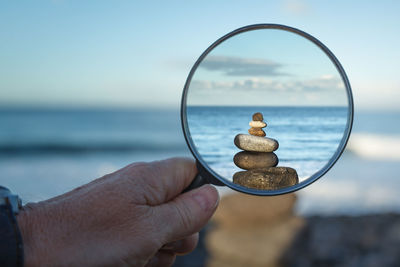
[
  {"left": 252, "top": 112, "right": 264, "bottom": 121},
  {"left": 281, "top": 214, "right": 400, "bottom": 266},
  {"left": 205, "top": 193, "right": 303, "bottom": 267},
  {"left": 249, "top": 121, "right": 267, "bottom": 128},
  {"left": 206, "top": 217, "right": 305, "bottom": 267},
  {"left": 248, "top": 127, "right": 266, "bottom": 137},
  {"left": 234, "top": 134, "right": 278, "bottom": 152},
  {"left": 233, "top": 151, "right": 278, "bottom": 170},
  {"left": 211, "top": 193, "right": 297, "bottom": 228},
  {"left": 233, "top": 167, "right": 298, "bottom": 190}
]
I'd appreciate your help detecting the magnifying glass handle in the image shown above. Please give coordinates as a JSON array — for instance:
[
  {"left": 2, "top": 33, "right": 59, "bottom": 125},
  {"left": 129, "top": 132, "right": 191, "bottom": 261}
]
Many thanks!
[
  {"left": 182, "top": 174, "right": 207, "bottom": 193},
  {"left": 182, "top": 161, "right": 226, "bottom": 193}
]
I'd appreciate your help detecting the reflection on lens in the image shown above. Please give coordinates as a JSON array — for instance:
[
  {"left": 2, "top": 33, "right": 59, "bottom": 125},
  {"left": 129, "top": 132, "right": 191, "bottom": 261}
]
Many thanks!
[{"left": 232, "top": 112, "right": 299, "bottom": 190}]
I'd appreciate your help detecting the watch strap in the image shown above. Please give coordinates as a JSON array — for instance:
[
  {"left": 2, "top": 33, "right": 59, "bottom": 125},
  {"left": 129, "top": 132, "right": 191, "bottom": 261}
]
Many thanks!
[{"left": 0, "top": 200, "right": 24, "bottom": 267}]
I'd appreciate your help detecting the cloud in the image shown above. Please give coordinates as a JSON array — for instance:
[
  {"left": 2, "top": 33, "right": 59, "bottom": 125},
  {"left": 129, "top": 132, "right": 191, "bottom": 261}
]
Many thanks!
[
  {"left": 191, "top": 75, "right": 344, "bottom": 93},
  {"left": 300, "top": 75, "right": 345, "bottom": 91},
  {"left": 199, "top": 55, "right": 288, "bottom": 77}
]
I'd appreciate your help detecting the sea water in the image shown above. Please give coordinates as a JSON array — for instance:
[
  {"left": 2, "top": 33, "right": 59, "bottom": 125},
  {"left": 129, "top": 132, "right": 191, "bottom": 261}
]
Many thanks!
[
  {"left": 187, "top": 106, "right": 347, "bottom": 182},
  {"left": 0, "top": 107, "right": 189, "bottom": 201},
  {"left": 0, "top": 107, "right": 399, "bottom": 215}
]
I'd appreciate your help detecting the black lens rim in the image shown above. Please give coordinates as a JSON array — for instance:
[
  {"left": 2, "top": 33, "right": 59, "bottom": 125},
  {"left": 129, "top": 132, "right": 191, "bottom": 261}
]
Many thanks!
[{"left": 180, "top": 23, "right": 354, "bottom": 196}]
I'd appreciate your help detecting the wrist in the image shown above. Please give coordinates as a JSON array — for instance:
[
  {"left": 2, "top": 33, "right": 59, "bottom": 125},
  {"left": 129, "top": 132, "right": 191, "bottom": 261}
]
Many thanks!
[
  {"left": 17, "top": 202, "right": 63, "bottom": 267},
  {"left": 17, "top": 203, "right": 41, "bottom": 267},
  {"left": 17, "top": 200, "right": 84, "bottom": 267}
]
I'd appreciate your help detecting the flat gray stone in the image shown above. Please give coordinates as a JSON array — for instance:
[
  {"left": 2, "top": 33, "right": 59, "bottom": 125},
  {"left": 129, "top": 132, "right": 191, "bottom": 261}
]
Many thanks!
[
  {"left": 233, "top": 151, "right": 278, "bottom": 170},
  {"left": 233, "top": 167, "right": 298, "bottom": 190},
  {"left": 234, "top": 134, "right": 279, "bottom": 152}
]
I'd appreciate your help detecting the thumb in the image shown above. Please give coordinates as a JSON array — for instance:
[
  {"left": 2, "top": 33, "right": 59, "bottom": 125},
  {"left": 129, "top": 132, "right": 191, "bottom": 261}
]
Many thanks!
[{"left": 153, "top": 184, "right": 219, "bottom": 243}]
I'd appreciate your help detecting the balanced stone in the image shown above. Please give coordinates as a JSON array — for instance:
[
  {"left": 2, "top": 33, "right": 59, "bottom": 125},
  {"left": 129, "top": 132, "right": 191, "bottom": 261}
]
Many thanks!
[
  {"left": 234, "top": 151, "right": 278, "bottom": 170},
  {"left": 233, "top": 167, "right": 298, "bottom": 190},
  {"left": 248, "top": 127, "right": 266, "bottom": 137},
  {"left": 234, "top": 134, "right": 279, "bottom": 152},
  {"left": 249, "top": 121, "right": 267, "bottom": 128},
  {"left": 252, "top": 112, "right": 263, "bottom": 121}
]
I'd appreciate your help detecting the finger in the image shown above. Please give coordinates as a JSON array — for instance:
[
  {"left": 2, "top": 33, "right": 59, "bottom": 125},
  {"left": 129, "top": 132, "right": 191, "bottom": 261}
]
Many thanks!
[
  {"left": 161, "top": 233, "right": 199, "bottom": 255},
  {"left": 128, "top": 157, "right": 198, "bottom": 205},
  {"left": 145, "top": 251, "right": 176, "bottom": 267},
  {"left": 151, "top": 157, "right": 198, "bottom": 199},
  {"left": 154, "top": 184, "right": 219, "bottom": 242}
]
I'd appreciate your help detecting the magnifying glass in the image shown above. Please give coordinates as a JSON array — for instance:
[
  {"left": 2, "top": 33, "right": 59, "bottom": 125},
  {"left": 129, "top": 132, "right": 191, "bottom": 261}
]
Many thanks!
[{"left": 181, "top": 24, "right": 353, "bottom": 196}]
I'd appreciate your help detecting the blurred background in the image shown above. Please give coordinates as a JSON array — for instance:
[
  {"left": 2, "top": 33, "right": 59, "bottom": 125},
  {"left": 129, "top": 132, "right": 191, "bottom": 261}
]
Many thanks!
[{"left": 1, "top": 1, "right": 399, "bottom": 266}]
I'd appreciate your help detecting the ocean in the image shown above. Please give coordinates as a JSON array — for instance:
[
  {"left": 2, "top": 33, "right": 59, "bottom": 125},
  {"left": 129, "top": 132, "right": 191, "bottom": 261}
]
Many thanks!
[
  {"left": 0, "top": 107, "right": 188, "bottom": 202},
  {"left": 187, "top": 106, "right": 348, "bottom": 182},
  {"left": 0, "top": 107, "right": 399, "bottom": 215}
]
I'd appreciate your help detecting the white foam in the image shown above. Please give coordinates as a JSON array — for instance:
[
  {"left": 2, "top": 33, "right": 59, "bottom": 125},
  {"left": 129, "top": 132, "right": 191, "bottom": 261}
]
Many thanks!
[
  {"left": 346, "top": 133, "right": 400, "bottom": 161},
  {"left": 297, "top": 179, "right": 400, "bottom": 215}
]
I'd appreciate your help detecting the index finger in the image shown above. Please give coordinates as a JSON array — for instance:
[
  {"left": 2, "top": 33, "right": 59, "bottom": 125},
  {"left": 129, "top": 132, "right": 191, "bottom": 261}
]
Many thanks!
[{"left": 127, "top": 157, "right": 198, "bottom": 205}]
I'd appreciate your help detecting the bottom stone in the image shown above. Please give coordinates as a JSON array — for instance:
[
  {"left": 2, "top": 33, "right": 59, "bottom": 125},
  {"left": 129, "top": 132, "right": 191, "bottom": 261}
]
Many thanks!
[{"left": 233, "top": 167, "right": 298, "bottom": 190}]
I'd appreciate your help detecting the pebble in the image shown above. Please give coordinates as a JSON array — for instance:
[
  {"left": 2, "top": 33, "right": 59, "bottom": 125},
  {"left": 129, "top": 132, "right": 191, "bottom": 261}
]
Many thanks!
[
  {"left": 233, "top": 167, "right": 298, "bottom": 190},
  {"left": 252, "top": 112, "right": 263, "bottom": 121},
  {"left": 234, "top": 134, "right": 278, "bottom": 152},
  {"left": 249, "top": 121, "right": 267, "bottom": 128},
  {"left": 233, "top": 151, "right": 278, "bottom": 170},
  {"left": 248, "top": 127, "right": 266, "bottom": 137}
]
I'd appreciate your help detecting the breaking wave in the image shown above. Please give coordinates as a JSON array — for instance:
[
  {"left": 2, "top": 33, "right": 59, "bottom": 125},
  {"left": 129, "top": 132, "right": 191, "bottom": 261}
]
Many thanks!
[{"left": 346, "top": 133, "right": 400, "bottom": 161}]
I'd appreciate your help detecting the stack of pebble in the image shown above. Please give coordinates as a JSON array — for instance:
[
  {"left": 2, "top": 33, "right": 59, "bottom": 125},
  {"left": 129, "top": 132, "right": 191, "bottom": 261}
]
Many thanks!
[{"left": 233, "top": 112, "right": 298, "bottom": 190}]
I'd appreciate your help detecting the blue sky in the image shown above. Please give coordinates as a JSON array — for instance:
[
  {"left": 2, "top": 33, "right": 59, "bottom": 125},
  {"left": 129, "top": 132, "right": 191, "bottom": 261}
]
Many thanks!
[
  {"left": 187, "top": 28, "right": 347, "bottom": 106},
  {"left": 1, "top": 0, "right": 399, "bottom": 109}
]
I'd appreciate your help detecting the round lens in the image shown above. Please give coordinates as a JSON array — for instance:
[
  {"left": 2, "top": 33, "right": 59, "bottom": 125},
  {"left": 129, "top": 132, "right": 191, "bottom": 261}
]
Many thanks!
[{"left": 181, "top": 24, "right": 353, "bottom": 195}]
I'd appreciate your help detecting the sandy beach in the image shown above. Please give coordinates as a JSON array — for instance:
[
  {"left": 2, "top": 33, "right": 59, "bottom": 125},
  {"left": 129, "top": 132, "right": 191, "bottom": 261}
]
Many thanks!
[{"left": 174, "top": 193, "right": 400, "bottom": 267}]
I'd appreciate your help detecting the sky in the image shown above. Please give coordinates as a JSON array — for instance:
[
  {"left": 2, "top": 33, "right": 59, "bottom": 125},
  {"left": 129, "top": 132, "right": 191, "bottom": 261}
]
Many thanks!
[
  {"left": 0, "top": 0, "right": 399, "bottom": 110},
  {"left": 187, "top": 28, "right": 347, "bottom": 106}
]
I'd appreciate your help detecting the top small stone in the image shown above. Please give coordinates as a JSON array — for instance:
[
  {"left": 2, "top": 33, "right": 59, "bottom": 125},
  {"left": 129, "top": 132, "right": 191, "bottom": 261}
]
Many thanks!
[{"left": 252, "top": 112, "right": 263, "bottom": 121}]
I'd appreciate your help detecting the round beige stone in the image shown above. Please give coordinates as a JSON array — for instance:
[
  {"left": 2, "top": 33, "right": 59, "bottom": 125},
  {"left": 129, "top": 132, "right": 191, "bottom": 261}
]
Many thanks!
[
  {"left": 233, "top": 151, "right": 278, "bottom": 170},
  {"left": 234, "top": 134, "right": 278, "bottom": 152},
  {"left": 249, "top": 121, "right": 267, "bottom": 128}
]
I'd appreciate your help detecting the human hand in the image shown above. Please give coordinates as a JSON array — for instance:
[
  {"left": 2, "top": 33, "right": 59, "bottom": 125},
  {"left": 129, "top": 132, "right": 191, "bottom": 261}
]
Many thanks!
[{"left": 17, "top": 157, "right": 219, "bottom": 266}]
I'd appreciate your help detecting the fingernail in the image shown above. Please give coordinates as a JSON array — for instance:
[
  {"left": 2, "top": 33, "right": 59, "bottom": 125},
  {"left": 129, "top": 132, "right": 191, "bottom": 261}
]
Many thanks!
[{"left": 192, "top": 185, "right": 218, "bottom": 211}]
